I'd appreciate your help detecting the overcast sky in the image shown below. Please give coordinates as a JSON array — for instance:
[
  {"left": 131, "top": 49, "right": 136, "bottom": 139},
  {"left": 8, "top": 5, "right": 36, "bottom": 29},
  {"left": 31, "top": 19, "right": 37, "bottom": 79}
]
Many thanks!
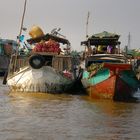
[{"left": 0, "top": 0, "right": 140, "bottom": 51}]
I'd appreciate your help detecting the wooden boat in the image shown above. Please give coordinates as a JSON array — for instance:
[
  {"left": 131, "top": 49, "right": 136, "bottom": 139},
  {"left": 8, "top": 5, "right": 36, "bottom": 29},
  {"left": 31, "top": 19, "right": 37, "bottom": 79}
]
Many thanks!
[
  {"left": 81, "top": 31, "right": 140, "bottom": 101},
  {"left": 3, "top": 0, "right": 82, "bottom": 94},
  {"left": 6, "top": 32, "right": 80, "bottom": 94}
]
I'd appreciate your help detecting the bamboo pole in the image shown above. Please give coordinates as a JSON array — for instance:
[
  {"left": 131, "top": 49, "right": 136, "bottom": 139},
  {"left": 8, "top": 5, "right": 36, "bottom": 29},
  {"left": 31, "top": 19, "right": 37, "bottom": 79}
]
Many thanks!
[
  {"left": 14, "top": 0, "right": 27, "bottom": 72},
  {"left": 18, "top": 0, "right": 27, "bottom": 39}
]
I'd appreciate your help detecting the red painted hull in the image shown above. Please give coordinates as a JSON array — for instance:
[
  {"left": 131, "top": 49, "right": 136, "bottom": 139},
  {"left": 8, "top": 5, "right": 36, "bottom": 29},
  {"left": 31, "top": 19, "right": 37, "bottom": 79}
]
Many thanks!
[
  {"left": 103, "top": 63, "right": 131, "bottom": 71},
  {"left": 87, "top": 74, "right": 134, "bottom": 101}
]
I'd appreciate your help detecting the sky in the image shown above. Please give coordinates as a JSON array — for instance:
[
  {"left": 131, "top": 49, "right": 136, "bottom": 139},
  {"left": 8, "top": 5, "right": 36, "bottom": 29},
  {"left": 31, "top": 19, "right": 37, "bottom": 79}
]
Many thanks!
[{"left": 0, "top": 0, "right": 140, "bottom": 51}]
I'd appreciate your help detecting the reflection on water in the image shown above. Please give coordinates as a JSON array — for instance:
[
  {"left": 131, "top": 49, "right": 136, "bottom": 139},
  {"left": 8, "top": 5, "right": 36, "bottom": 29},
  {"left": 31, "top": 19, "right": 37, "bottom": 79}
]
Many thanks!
[{"left": 0, "top": 81, "right": 140, "bottom": 140}]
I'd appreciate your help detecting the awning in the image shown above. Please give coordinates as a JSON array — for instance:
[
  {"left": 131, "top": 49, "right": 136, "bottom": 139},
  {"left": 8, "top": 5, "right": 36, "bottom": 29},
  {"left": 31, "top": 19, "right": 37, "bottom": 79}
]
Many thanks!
[
  {"left": 27, "top": 34, "right": 70, "bottom": 45},
  {"left": 81, "top": 31, "right": 120, "bottom": 46}
]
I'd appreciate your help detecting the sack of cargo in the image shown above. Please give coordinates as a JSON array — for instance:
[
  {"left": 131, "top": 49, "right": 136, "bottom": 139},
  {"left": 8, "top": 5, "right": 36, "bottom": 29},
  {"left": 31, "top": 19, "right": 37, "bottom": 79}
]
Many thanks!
[{"left": 29, "top": 25, "right": 44, "bottom": 38}]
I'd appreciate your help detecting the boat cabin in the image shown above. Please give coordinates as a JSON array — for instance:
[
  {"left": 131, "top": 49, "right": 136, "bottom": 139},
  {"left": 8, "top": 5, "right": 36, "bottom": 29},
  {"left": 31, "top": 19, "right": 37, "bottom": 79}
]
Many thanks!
[
  {"left": 27, "top": 33, "right": 73, "bottom": 72},
  {"left": 80, "top": 31, "right": 125, "bottom": 67},
  {"left": 81, "top": 31, "right": 121, "bottom": 58}
]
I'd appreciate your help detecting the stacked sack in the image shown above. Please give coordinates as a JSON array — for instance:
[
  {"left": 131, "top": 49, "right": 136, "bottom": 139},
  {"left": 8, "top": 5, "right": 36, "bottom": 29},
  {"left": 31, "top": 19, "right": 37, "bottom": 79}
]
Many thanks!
[{"left": 33, "top": 39, "right": 61, "bottom": 54}]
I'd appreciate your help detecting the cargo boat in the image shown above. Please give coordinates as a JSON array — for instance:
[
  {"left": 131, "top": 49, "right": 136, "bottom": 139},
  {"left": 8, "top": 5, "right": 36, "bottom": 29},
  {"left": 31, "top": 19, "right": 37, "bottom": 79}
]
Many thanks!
[
  {"left": 81, "top": 31, "right": 140, "bottom": 101},
  {"left": 6, "top": 32, "right": 81, "bottom": 94}
]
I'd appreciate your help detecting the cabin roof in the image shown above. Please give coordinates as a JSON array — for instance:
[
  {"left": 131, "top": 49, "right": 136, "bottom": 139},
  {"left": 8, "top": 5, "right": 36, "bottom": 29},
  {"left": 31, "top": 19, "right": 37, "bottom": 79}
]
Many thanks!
[
  {"left": 0, "top": 39, "right": 18, "bottom": 45},
  {"left": 81, "top": 31, "right": 120, "bottom": 46},
  {"left": 91, "top": 31, "right": 120, "bottom": 38},
  {"left": 27, "top": 33, "right": 70, "bottom": 45}
]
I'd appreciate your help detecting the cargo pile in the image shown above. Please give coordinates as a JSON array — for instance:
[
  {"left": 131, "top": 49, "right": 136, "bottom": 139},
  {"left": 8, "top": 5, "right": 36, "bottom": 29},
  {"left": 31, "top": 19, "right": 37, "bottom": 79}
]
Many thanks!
[
  {"left": 29, "top": 25, "right": 62, "bottom": 54},
  {"left": 33, "top": 39, "right": 61, "bottom": 54},
  {"left": 87, "top": 63, "right": 104, "bottom": 72}
]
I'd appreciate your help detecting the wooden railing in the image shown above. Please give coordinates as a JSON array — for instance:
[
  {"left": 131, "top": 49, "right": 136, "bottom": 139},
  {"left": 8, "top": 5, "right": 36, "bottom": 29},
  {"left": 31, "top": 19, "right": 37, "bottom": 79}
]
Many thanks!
[{"left": 8, "top": 54, "right": 29, "bottom": 76}]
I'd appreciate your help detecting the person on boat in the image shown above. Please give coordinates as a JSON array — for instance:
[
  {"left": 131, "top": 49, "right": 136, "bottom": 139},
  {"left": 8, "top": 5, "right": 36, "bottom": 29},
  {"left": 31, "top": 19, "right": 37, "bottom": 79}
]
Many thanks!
[
  {"left": 92, "top": 46, "right": 97, "bottom": 54},
  {"left": 107, "top": 45, "right": 113, "bottom": 54},
  {"left": 85, "top": 46, "right": 92, "bottom": 56},
  {"left": 97, "top": 45, "right": 104, "bottom": 54},
  {"left": 115, "top": 46, "right": 119, "bottom": 54}
]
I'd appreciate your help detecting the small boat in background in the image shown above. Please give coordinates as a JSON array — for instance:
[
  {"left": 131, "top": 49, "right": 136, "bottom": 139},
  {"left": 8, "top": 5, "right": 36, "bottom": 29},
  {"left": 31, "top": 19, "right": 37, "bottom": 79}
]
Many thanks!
[
  {"left": 0, "top": 39, "right": 17, "bottom": 76},
  {"left": 81, "top": 31, "right": 140, "bottom": 101}
]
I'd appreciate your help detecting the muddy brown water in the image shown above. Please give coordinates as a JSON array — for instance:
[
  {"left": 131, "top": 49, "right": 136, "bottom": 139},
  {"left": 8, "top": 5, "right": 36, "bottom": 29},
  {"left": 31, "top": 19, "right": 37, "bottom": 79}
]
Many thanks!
[{"left": 0, "top": 79, "right": 140, "bottom": 140}]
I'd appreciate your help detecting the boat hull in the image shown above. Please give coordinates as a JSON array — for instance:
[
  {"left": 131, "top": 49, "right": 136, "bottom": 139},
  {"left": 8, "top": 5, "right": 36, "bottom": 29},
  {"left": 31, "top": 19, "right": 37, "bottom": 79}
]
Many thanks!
[
  {"left": 7, "top": 66, "right": 74, "bottom": 94},
  {"left": 82, "top": 63, "right": 140, "bottom": 101},
  {"left": 87, "top": 75, "right": 116, "bottom": 100},
  {"left": 85, "top": 75, "right": 136, "bottom": 101}
]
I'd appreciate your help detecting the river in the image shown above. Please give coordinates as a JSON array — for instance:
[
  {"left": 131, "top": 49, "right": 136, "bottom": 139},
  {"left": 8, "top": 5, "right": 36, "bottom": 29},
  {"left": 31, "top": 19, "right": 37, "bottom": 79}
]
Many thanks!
[{"left": 0, "top": 79, "right": 140, "bottom": 140}]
